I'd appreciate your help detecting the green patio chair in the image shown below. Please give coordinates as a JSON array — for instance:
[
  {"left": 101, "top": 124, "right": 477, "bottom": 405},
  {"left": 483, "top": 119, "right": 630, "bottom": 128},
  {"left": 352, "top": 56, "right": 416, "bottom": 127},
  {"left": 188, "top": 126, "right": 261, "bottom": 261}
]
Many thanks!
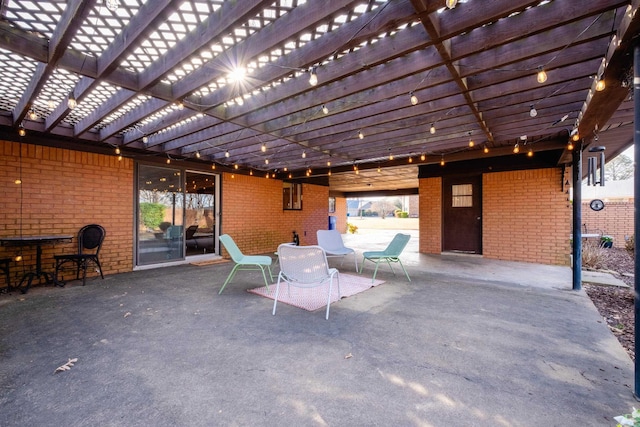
[
  {"left": 359, "top": 233, "right": 411, "bottom": 283},
  {"left": 218, "top": 234, "right": 273, "bottom": 294}
]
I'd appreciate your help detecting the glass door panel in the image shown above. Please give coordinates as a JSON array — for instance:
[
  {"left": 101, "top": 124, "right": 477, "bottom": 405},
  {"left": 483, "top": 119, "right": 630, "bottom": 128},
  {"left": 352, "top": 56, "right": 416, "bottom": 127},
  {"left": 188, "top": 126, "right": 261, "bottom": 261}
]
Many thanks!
[
  {"left": 136, "top": 164, "right": 184, "bottom": 265},
  {"left": 185, "top": 172, "right": 217, "bottom": 256}
]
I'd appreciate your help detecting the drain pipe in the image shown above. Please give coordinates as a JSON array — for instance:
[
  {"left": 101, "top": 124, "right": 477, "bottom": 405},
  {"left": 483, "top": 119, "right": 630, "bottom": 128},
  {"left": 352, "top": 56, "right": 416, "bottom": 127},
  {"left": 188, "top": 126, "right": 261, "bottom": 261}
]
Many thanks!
[
  {"left": 571, "top": 142, "right": 582, "bottom": 291},
  {"left": 633, "top": 43, "right": 640, "bottom": 399}
]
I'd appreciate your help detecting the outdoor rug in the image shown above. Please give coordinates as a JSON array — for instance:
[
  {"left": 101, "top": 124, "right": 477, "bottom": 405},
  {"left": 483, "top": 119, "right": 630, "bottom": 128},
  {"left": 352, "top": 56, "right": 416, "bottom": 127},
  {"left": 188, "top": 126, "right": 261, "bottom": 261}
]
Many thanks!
[{"left": 247, "top": 273, "right": 384, "bottom": 312}]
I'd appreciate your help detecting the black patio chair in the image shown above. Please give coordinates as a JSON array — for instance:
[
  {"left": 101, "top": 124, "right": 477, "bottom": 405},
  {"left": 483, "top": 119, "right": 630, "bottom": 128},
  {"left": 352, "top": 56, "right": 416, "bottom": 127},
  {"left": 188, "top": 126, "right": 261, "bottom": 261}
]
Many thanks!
[
  {"left": 0, "top": 258, "right": 11, "bottom": 292},
  {"left": 54, "top": 224, "right": 106, "bottom": 286}
]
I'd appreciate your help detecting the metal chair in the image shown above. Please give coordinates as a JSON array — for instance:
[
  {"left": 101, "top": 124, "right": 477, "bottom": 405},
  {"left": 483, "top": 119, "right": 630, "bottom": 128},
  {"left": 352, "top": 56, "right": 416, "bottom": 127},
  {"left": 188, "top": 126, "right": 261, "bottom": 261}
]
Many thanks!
[
  {"left": 54, "top": 224, "right": 106, "bottom": 286},
  {"left": 359, "top": 233, "right": 411, "bottom": 282},
  {"left": 316, "top": 229, "right": 358, "bottom": 271},
  {"left": 273, "top": 244, "right": 340, "bottom": 320},
  {"left": 218, "top": 234, "right": 273, "bottom": 294},
  {"left": 0, "top": 258, "right": 11, "bottom": 292}
]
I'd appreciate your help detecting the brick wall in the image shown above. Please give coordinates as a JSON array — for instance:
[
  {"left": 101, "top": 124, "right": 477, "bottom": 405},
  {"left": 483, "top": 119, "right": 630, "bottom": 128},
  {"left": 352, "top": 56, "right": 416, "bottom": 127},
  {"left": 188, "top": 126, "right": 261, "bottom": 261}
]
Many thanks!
[
  {"left": 483, "top": 168, "right": 571, "bottom": 265},
  {"left": 581, "top": 201, "right": 634, "bottom": 245},
  {"left": 220, "top": 172, "right": 329, "bottom": 256},
  {"left": 419, "top": 177, "right": 442, "bottom": 253},
  {"left": 0, "top": 140, "right": 134, "bottom": 284}
]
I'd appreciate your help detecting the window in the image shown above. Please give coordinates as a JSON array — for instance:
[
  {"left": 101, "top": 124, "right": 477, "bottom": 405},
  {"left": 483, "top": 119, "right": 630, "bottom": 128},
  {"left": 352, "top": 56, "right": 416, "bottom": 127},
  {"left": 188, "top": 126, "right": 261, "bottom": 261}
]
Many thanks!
[
  {"left": 451, "top": 184, "right": 473, "bottom": 207},
  {"left": 328, "top": 196, "right": 336, "bottom": 213},
  {"left": 283, "top": 182, "right": 302, "bottom": 210}
]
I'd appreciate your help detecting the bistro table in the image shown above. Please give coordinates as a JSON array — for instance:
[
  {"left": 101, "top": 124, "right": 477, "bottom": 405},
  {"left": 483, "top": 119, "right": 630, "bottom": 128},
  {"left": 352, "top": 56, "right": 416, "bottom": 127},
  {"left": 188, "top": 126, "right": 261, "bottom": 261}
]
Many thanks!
[{"left": 0, "top": 235, "right": 73, "bottom": 293}]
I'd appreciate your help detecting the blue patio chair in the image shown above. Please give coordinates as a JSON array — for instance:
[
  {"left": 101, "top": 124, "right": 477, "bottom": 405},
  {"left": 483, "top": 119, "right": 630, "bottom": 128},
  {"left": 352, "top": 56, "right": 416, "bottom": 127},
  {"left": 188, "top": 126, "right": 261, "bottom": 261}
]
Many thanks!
[
  {"left": 218, "top": 234, "right": 273, "bottom": 294},
  {"left": 359, "top": 233, "right": 411, "bottom": 282}
]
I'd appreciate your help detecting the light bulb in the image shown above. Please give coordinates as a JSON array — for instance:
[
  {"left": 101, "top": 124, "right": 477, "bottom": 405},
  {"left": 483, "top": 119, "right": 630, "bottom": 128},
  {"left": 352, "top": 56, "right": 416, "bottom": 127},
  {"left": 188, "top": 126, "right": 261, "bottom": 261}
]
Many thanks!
[
  {"left": 234, "top": 164, "right": 238, "bottom": 169},
  {"left": 118, "top": 155, "right": 123, "bottom": 161},
  {"left": 527, "top": 148, "right": 534, "bottom": 157},
  {"left": 483, "top": 146, "right": 489, "bottom": 154},
  {"left": 408, "top": 157, "right": 413, "bottom": 163},
  {"left": 536, "top": 68, "right": 547, "bottom": 83},
  {"left": 195, "top": 151, "right": 201, "bottom": 158},
  {"left": 468, "top": 140, "right": 474, "bottom": 147},
  {"left": 595, "top": 79, "right": 606, "bottom": 91},
  {"left": 529, "top": 105, "right": 537, "bottom": 117},
  {"left": 225, "top": 151, "right": 230, "bottom": 158},
  {"left": 166, "top": 158, "right": 171, "bottom": 164},
  {"left": 430, "top": 124, "right": 436, "bottom": 134},
  {"left": 389, "top": 153, "right": 394, "bottom": 160},
  {"left": 420, "top": 153, "right": 426, "bottom": 161},
  {"left": 211, "top": 164, "right": 216, "bottom": 170},
  {"left": 67, "top": 96, "right": 77, "bottom": 109},
  {"left": 47, "top": 99, "right": 55, "bottom": 110},
  {"left": 358, "top": 130, "right": 364, "bottom": 139},
  {"left": 28, "top": 110, "right": 37, "bottom": 120},
  {"left": 15, "top": 255, "right": 22, "bottom": 262},
  {"left": 265, "top": 158, "right": 269, "bottom": 165},
  {"left": 14, "top": 178, "right": 21, "bottom": 184},
  {"left": 142, "top": 136, "right": 148, "bottom": 143},
  {"left": 327, "top": 161, "right": 331, "bottom": 167},
  {"left": 261, "top": 143, "right": 266, "bottom": 152},
  {"left": 377, "top": 166, "right": 381, "bottom": 173},
  {"left": 445, "top": 0, "right": 457, "bottom": 8},
  {"left": 309, "top": 67, "right": 318, "bottom": 86},
  {"left": 410, "top": 92, "right": 418, "bottom": 105},
  {"left": 302, "top": 151, "right": 306, "bottom": 158},
  {"left": 322, "top": 105, "right": 329, "bottom": 114},
  {"left": 115, "top": 147, "right": 121, "bottom": 155},
  {"left": 177, "top": 101, "right": 184, "bottom": 110},
  {"left": 440, "top": 157, "right": 445, "bottom": 166},
  {"left": 513, "top": 143, "right": 520, "bottom": 154},
  {"left": 568, "top": 142, "right": 574, "bottom": 151},
  {"left": 105, "top": 0, "right": 119, "bottom": 11},
  {"left": 571, "top": 133, "right": 580, "bottom": 142},
  {"left": 18, "top": 126, "right": 25, "bottom": 137}
]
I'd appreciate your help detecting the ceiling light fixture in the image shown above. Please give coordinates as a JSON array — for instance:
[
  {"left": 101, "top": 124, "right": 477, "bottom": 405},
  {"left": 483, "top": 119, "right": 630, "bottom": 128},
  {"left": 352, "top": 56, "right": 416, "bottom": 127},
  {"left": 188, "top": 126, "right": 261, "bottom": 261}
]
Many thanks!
[
  {"left": 529, "top": 105, "right": 537, "bottom": 117},
  {"left": 308, "top": 66, "right": 318, "bottom": 86},
  {"left": 410, "top": 92, "right": 418, "bottom": 105},
  {"left": 536, "top": 67, "right": 547, "bottom": 83}
]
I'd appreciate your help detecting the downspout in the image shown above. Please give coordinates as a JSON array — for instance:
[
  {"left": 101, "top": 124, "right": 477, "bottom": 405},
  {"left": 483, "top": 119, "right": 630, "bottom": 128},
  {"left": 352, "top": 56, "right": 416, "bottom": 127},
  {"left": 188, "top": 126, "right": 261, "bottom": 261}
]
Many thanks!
[{"left": 572, "top": 143, "right": 582, "bottom": 291}]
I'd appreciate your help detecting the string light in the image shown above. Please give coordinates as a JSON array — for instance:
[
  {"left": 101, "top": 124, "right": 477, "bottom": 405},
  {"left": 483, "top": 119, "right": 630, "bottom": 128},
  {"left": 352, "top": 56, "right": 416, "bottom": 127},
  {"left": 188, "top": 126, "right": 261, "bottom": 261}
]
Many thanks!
[
  {"left": 261, "top": 143, "right": 266, "bottom": 152},
  {"left": 327, "top": 160, "right": 331, "bottom": 167},
  {"left": 377, "top": 165, "right": 381, "bottom": 173},
  {"left": 249, "top": 169, "right": 253, "bottom": 176},
  {"left": 18, "top": 126, "right": 25, "bottom": 137},
  {"left": 410, "top": 92, "right": 418, "bottom": 105},
  {"left": 529, "top": 105, "right": 537, "bottom": 117},
  {"left": 430, "top": 124, "right": 436, "bottom": 134},
  {"left": 322, "top": 105, "right": 329, "bottom": 114},
  {"left": 225, "top": 150, "right": 230, "bottom": 158},
  {"left": 527, "top": 148, "right": 534, "bottom": 157},
  {"left": 28, "top": 110, "right": 37, "bottom": 120},
  {"left": 211, "top": 164, "right": 216, "bottom": 170},
  {"left": 445, "top": 0, "right": 458, "bottom": 8},
  {"left": 536, "top": 67, "right": 547, "bottom": 83},
  {"left": 408, "top": 156, "right": 413, "bottom": 163},
  {"left": 513, "top": 143, "right": 520, "bottom": 154},
  {"left": 105, "top": 0, "right": 119, "bottom": 11},
  {"left": 568, "top": 141, "right": 574, "bottom": 150},
  {"left": 166, "top": 158, "right": 171, "bottom": 164},
  {"left": 47, "top": 99, "right": 55, "bottom": 110},
  {"left": 468, "top": 139, "right": 474, "bottom": 147},
  {"left": 420, "top": 153, "right": 426, "bottom": 161},
  {"left": 67, "top": 92, "right": 77, "bottom": 109},
  {"left": 595, "top": 78, "right": 606, "bottom": 91},
  {"left": 389, "top": 153, "right": 394, "bottom": 160},
  {"left": 234, "top": 164, "right": 239, "bottom": 169},
  {"left": 302, "top": 151, "right": 306, "bottom": 158},
  {"left": 142, "top": 136, "right": 148, "bottom": 144},
  {"left": 440, "top": 156, "right": 445, "bottom": 166},
  {"left": 265, "top": 158, "right": 269, "bottom": 165},
  {"left": 571, "top": 132, "right": 580, "bottom": 142},
  {"left": 118, "top": 154, "right": 123, "bottom": 161},
  {"left": 358, "top": 130, "right": 364, "bottom": 139},
  {"left": 483, "top": 145, "right": 489, "bottom": 154},
  {"left": 308, "top": 66, "right": 318, "bottom": 86},
  {"left": 195, "top": 151, "right": 201, "bottom": 158},
  {"left": 115, "top": 147, "right": 121, "bottom": 155}
]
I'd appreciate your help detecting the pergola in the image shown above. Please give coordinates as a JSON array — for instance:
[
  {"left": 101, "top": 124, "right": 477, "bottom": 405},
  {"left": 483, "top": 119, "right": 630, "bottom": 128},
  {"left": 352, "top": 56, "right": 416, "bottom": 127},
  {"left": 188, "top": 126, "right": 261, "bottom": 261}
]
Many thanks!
[{"left": 0, "top": 0, "right": 636, "bottom": 193}]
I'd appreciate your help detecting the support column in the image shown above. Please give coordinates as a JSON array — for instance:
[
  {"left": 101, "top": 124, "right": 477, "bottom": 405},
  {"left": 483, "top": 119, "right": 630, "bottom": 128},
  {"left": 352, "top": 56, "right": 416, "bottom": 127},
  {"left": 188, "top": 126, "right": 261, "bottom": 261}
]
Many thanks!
[
  {"left": 633, "top": 43, "right": 640, "bottom": 398},
  {"left": 572, "top": 143, "right": 582, "bottom": 291}
]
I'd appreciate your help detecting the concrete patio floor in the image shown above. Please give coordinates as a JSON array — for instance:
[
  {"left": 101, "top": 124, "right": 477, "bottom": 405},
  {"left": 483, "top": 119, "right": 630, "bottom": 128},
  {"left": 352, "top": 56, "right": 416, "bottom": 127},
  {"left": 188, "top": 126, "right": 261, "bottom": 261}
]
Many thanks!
[{"left": 0, "top": 229, "right": 635, "bottom": 426}]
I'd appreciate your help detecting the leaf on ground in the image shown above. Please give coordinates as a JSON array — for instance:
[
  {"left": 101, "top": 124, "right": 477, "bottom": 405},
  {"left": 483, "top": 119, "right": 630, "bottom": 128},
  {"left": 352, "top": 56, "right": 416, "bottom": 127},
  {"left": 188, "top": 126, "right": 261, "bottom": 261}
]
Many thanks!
[{"left": 54, "top": 357, "right": 78, "bottom": 374}]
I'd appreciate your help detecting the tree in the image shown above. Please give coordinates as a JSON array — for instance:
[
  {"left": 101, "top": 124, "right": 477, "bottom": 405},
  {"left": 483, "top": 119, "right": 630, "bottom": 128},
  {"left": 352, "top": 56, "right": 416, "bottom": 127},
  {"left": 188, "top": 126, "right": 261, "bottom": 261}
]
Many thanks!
[{"left": 605, "top": 153, "right": 633, "bottom": 181}]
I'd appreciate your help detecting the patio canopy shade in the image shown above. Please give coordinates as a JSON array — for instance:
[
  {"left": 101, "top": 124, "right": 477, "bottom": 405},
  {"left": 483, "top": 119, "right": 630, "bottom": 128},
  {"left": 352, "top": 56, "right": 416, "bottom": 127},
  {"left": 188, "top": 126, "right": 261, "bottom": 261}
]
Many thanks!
[{"left": 0, "top": 0, "right": 637, "bottom": 192}]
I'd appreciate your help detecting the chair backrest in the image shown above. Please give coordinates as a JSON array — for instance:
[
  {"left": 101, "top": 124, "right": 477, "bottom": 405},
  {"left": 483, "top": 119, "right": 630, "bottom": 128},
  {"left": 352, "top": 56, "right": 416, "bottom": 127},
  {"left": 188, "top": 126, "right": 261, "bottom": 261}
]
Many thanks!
[
  {"left": 382, "top": 233, "right": 411, "bottom": 257},
  {"left": 316, "top": 230, "right": 347, "bottom": 252},
  {"left": 278, "top": 244, "right": 331, "bottom": 285},
  {"left": 219, "top": 234, "right": 245, "bottom": 263},
  {"left": 78, "top": 224, "right": 106, "bottom": 255},
  {"left": 185, "top": 225, "right": 198, "bottom": 240}
]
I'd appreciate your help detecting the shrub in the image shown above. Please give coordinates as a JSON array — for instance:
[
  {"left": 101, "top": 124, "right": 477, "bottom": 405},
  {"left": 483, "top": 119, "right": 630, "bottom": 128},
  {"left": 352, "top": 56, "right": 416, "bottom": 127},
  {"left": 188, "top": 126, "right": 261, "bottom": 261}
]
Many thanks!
[
  {"left": 582, "top": 240, "right": 606, "bottom": 269},
  {"left": 140, "top": 202, "right": 165, "bottom": 229},
  {"left": 626, "top": 235, "right": 635, "bottom": 254},
  {"left": 347, "top": 223, "right": 358, "bottom": 234}
]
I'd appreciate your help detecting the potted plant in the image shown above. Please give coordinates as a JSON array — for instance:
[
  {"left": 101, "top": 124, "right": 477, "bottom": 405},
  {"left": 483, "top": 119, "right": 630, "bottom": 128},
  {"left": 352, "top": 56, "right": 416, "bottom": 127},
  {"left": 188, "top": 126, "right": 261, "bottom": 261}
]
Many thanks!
[{"left": 600, "top": 235, "right": 613, "bottom": 248}]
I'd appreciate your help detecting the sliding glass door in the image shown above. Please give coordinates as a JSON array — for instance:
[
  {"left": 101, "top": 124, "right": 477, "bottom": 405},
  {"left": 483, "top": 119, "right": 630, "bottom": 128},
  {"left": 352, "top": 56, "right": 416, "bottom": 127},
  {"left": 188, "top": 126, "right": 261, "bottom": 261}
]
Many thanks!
[{"left": 136, "top": 164, "right": 219, "bottom": 266}]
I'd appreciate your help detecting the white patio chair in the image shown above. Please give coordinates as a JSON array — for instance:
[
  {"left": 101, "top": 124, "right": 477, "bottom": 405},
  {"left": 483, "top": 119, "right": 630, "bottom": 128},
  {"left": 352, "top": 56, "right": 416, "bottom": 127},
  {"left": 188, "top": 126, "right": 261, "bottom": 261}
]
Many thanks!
[
  {"left": 273, "top": 244, "right": 340, "bottom": 320},
  {"left": 316, "top": 229, "right": 358, "bottom": 271}
]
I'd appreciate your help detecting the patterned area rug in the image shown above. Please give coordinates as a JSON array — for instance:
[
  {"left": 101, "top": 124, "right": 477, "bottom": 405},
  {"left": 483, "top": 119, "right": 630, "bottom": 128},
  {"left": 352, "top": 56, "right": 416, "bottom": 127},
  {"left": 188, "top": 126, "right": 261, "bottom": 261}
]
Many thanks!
[{"left": 247, "top": 273, "right": 384, "bottom": 312}]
